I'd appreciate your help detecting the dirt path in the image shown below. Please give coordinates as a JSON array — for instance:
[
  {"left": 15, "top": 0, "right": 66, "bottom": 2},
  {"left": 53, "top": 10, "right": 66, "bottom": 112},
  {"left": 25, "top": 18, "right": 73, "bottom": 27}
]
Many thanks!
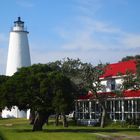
[{"left": 94, "top": 132, "right": 140, "bottom": 140}]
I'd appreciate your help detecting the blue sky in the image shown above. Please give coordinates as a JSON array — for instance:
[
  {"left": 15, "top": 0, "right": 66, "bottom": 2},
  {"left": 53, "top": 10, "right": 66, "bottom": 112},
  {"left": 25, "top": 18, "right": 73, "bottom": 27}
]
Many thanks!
[{"left": 1, "top": 0, "right": 140, "bottom": 74}]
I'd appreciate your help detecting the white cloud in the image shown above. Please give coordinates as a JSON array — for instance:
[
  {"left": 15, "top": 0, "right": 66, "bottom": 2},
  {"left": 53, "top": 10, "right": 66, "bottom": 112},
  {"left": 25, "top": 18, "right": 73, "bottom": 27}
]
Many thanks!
[
  {"left": 53, "top": 13, "right": 140, "bottom": 64},
  {"left": 61, "top": 30, "right": 106, "bottom": 51},
  {"left": 121, "top": 34, "right": 140, "bottom": 48},
  {"left": 26, "top": 13, "right": 140, "bottom": 68},
  {"left": 0, "top": 33, "right": 8, "bottom": 74},
  {"left": 77, "top": 16, "right": 123, "bottom": 34},
  {"left": 0, "top": 33, "right": 8, "bottom": 43},
  {"left": 92, "top": 21, "right": 121, "bottom": 33},
  {"left": 56, "top": 16, "right": 122, "bottom": 52},
  {"left": 0, "top": 47, "right": 7, "bottom": 75},
  {"left": 31, "top": 47, "right": 140, "bottom": 67},
  {"left": 75, "top": 0, "right": 102, "bottom": 16}
]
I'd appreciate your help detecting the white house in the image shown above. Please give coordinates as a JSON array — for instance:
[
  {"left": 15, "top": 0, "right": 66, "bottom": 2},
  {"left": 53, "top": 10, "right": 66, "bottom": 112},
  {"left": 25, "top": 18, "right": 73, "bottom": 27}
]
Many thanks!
[{"left": 75, "top": 60, "right": 140, "bottom": 125}]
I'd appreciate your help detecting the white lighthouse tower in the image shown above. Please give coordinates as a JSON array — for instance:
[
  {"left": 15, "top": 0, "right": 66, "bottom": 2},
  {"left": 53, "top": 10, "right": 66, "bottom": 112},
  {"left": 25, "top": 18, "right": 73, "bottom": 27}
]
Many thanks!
[
  {"left": 2, "top": 17, "right": 31, "bottom": 118},
  {"left": 6, "top": 17, "right": 31, "bottom": 76}
]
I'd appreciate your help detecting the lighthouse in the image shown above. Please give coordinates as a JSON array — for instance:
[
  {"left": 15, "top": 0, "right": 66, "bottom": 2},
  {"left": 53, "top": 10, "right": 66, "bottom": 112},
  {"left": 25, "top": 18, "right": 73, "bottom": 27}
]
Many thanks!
[
  {"left": 2, "top": 17, "right": 31, "bottom": 118},
  {"left": 6, "top": 17, "right": 31, "bottom": 76}
]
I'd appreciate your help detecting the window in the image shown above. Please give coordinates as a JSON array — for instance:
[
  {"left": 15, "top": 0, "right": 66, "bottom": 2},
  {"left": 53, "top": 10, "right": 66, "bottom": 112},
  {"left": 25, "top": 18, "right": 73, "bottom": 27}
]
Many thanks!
[{"left": 107, "top": 79, "right": 116, "bottom": 90}]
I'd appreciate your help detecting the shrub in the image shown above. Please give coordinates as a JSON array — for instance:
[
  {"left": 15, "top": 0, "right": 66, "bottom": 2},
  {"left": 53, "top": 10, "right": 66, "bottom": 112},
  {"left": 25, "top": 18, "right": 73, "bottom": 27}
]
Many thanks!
[{"left": 108, "top": 120, "right": 138, "bottom": 128}]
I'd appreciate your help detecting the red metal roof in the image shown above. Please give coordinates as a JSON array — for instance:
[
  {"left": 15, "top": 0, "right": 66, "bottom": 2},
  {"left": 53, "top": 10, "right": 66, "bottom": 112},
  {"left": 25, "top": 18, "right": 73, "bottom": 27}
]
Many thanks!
[
  {"left": 78, "top": 91, "right": 94, "bottom": 99},
  {"left": 101, "top": 60, "right": 136, "bottom": 78},
  {"left": 124, "top": 90, "right": 140, "bottom": 97},
  {"left": 78, "top": 90, "right": 140, "bottom": 100}
]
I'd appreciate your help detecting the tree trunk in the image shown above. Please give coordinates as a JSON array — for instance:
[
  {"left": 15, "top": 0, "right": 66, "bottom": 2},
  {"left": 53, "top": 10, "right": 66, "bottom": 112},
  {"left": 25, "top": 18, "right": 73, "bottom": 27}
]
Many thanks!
[
  {"left": 46, "top": 117, "right": 49, "bottom": 125},
  {"left": 62, "top": 113, "right": 68, "bottom": 127},
  {"left": 29, "top": 110, "right": 36, "bottom": 125},
  {"left": 100, "top": 103, "right": 106, "bottom": 128},
  {"left": 94, "top": 92, "right": 106, "bottom": 128},
  {"left": 55, "top": 113, "right": 59, "bottom": 126},
  {"left": 32, "top": 112, "right": 49, "bottom": 131},
  {"left": 0, "top": 109, "right": 2, "bottom": 118}
]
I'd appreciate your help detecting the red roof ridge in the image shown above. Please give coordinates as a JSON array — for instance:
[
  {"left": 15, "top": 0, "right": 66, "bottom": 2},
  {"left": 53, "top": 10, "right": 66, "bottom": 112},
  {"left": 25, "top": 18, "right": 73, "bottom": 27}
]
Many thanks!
[{"left": 109, "top": 59, "right": 136, "bottom": 65}]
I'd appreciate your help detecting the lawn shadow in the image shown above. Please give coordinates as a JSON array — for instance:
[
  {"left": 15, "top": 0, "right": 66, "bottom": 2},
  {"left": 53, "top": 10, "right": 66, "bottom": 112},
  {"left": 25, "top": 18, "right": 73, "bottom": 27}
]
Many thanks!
[
  {"left": 0, "top": 132, "right": 6, "bottom": 140},
  {"left": 43, "top": 128, "right": 140, "bottom": 133},
  {"left": 13, "top": 127, "right": 140, "bottom": 134},
  {"left": 13, "top": 129, "right": 33, "bottom": 133}
]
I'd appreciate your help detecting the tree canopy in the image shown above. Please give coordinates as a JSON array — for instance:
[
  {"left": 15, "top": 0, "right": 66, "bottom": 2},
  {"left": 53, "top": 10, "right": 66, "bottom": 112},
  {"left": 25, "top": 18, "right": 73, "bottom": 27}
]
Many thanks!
[
  {"left": 121, "top": 54, "right": 140, "bottom": 62},
  {"left": 0, "top": 58, "right": 109, "bottom": 130},
  {"left": 0, "top": 64, "right": 75, "bottom": 131}
]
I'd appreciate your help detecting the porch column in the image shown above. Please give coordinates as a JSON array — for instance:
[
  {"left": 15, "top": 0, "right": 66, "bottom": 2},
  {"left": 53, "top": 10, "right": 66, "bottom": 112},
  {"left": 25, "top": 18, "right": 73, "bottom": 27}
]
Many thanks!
[
  {"left": 75, "top": 101, "right": 77, "bottom": 119},
  {"left": 121, "top": 100, "right": 124, "bottom": 121},
  {"left": 110, "top": 100, "right": 112, "bottom": 120},
  {"left": 82, "top": 102, "right": 84, "bottom": 119},
  {"left": 128, "top": 100, "right": 130, "bottom": 119},
  {"left": 118, "top": 100, "right": 120, "bottom": 120},
  {"left": 89, "top": 101, "right": 92, "bottom": 119},
  {"left": 135, "top": 100, "right": 138, "bottom": 120},
  {"left": 113, "top": 100, "right": 115, "bottom": 120},
  {"left": 132, "top": 100, "right": 134, "bottom": 119}
]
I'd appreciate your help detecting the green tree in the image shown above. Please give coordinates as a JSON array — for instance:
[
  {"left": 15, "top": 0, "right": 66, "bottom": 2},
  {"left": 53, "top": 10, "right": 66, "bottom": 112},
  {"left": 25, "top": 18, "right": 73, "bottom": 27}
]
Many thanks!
[
  {"left": 81, "top": 63, "right": 108, "bottom": 127},
  {"left": 49, "top": 58, "right": 108, "bottom": 127},
  {"left": 121, "top": 60, "right": 140, "bottom": 90},
  {"left": 121, "top": 54, "right": 140, "bottom": 62},
  {"left": 49, "top": 58, "right": 88, "bottom": 96},
  {"left": 1, "top": 64, "right": 75, "bottom": 131},
  {"left": 50, "top": 72, "right": 74, "bottom": 127},
  {"left": 0, "top": 75, "right": 9, "bottom": 116}
]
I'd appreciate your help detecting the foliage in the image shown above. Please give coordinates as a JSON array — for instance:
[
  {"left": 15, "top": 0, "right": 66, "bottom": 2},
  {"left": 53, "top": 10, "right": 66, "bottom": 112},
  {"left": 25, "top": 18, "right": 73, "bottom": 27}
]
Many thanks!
[
  {"left": 109, "top": 120, "right": 138, "bottom": 129},
  {"left": 48, "top": 58, "right": 107, "bottom": 96},
  {"left": 120, "top": 60, "right": 140, "bottom": 91},
  {"left": 81, "top": 63, "right": 105, "bottom": 94},
  {"left": 0, "top": 75, "right": 9, "bottom": 85},
  {"left": 121, "top": 55, "right": 140, "bottom": 62},
  {"left": 49, "top": 58, "right": 109, "bottom": 128},
  {"left": 0, "top": 64, "right": 75, "bottom": 131},
  {"left": 48, "top": 59, "right": 84, "bottom": 96},
  {"left": 80, "top": 62, "right": 108, "bottom": 128},
  {"left": 0, "top": 58, "right": 110, "bottom": 130},
  {"left": 0, "top": 75, "right": 10, "bottom": 110},
  {"left": 122, "top": 71, "right": 139, "bottom": 90}
]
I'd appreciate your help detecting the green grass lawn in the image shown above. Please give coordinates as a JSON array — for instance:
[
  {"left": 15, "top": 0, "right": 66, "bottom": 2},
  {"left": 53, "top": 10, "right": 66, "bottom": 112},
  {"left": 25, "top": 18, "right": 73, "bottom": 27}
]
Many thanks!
[{"left": 0, "top": 119, "right": 140, "bottom": 140}]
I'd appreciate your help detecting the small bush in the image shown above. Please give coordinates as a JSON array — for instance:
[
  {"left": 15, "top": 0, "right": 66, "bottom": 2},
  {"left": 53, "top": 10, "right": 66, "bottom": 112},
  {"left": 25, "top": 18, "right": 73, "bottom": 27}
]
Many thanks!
[
  {"left": 108, "top": 120, "right": 138, "bottom": 128},
  {"left": 126, "top": 118, "right": 140, "bottom": 126}
]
